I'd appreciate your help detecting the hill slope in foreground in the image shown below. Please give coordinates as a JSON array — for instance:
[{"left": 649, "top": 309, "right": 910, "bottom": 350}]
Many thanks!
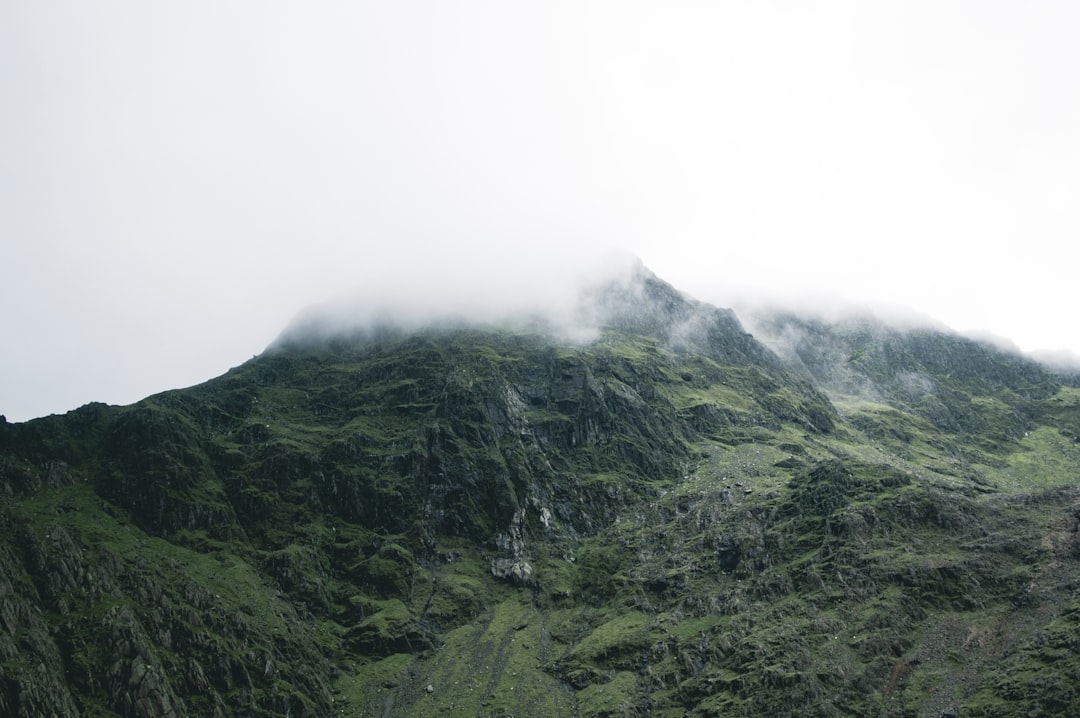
[{"left": 2, "top": 266, "right": 1080, "bottom": 717}]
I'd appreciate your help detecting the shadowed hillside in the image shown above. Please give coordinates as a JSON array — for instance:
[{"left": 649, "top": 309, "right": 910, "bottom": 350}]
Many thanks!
[{"left": 2, "top": 269, "right": 1079, "bottom": 717}]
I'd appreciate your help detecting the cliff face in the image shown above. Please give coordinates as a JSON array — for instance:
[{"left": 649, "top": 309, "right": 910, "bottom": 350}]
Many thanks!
[{"left": 2, "top": 272, "right": 1080, "bottom": 717}]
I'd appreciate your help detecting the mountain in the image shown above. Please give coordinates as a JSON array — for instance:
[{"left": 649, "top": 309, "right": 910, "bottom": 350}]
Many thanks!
[{"left": 2, "top": 266, "right": 1079, "bottom": 717}]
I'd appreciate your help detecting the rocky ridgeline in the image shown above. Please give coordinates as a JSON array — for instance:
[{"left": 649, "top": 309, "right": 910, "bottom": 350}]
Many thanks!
[{"left": 2, "top": 270, "right": 1079, "bottom": 716}]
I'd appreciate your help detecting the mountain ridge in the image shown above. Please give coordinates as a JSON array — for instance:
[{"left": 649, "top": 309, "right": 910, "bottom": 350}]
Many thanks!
[{"left": 2, "top": 268, "right": 1079, "bottom": 717}]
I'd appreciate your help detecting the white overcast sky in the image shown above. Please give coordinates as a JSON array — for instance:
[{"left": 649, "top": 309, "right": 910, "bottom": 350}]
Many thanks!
[{"left": 3, "top": 1, "right": 1079, "bottom": 421}]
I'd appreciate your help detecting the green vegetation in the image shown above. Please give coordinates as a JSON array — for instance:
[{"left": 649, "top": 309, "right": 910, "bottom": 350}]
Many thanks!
[{"left": 1, "top": 275, "right": 1079, "bottom": 716}]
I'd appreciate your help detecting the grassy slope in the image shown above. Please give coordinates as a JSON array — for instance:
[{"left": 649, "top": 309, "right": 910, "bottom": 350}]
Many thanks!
[{"left": 1, "top": 318, "right": 1079, "bottom": 717}]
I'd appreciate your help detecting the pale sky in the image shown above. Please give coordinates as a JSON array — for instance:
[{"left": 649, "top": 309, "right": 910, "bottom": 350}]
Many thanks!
[{"left": 3, "top": 1, "right": 1079, "bottom": 421}]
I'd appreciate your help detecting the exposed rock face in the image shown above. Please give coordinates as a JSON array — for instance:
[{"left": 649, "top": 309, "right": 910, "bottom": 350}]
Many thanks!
[{"left": 1, "top": 269, "right": 1079, "bottom": 717}]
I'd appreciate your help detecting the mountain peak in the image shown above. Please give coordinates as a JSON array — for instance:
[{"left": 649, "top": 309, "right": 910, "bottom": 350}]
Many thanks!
[
  {"left": 5, "top": 259, "right": 1080, "bottom": 717},
  {"left": 271, "top": 255, "right": 760, "bottom": 359}
]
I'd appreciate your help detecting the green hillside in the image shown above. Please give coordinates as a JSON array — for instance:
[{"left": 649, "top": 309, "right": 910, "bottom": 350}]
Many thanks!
[{"left": 2, "top": 271, "right": 1079, "bottom": 717}]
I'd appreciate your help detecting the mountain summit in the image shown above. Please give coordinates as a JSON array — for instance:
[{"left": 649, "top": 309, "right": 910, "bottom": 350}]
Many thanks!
[
  {"left": 1, "top": 268, "right": 1079, "bottom": 717},
  {"left": 277, "top": 260, "right": 787, "bottom": 369}
]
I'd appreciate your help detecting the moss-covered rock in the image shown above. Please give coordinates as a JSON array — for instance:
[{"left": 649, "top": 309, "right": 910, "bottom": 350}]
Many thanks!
[{"left": 2, "top": 271, "right": 1079, "bottom": 716}]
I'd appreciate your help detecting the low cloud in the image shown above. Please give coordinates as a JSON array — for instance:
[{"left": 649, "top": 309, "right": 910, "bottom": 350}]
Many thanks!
[{"left": 273, "top": 247, "right": 645, "bottom": 347}]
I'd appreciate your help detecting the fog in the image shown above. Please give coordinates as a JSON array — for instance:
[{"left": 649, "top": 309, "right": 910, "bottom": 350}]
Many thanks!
[
  {"left": 274, "top": 248, "right": 644, "bottom": 346},
  {"left": 3, "top": 2, "right": 1080, "bottom": 421}
]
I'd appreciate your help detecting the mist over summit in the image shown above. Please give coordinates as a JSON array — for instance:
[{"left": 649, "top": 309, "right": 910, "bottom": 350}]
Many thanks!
[
  {"left": 274, "top": 249, "right": 643, "bottom": 345},
  {"left": 274, "top": 251, "right": 1077, "bottom": 382},
  {"left": 274, "top": 253, "right": 755, "bottom": 356}
]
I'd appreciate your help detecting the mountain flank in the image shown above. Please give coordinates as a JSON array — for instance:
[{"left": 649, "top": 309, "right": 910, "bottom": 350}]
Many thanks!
[{"left": 2, "top": 266, "right": 1079, "bottom": 717}]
